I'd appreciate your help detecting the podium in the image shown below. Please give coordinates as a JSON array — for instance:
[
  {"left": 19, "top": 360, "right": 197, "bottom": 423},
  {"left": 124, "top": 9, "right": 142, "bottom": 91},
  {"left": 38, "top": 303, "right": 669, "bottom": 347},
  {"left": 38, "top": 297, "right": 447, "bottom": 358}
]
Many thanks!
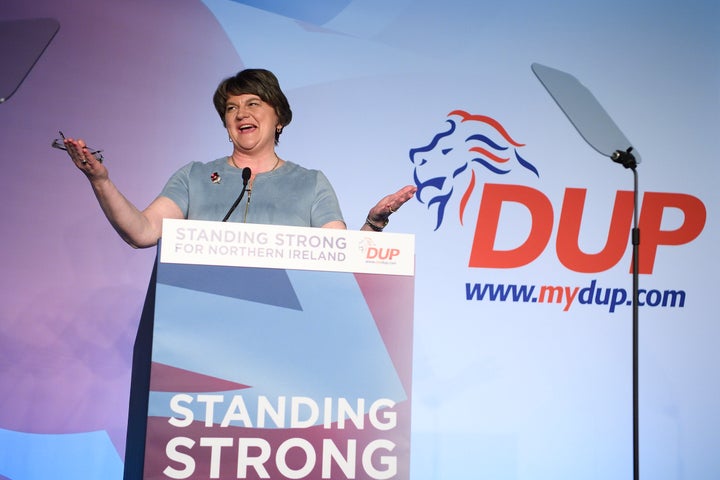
[{"left": 125, "top": 219, "right": 415, "bottom": 480}]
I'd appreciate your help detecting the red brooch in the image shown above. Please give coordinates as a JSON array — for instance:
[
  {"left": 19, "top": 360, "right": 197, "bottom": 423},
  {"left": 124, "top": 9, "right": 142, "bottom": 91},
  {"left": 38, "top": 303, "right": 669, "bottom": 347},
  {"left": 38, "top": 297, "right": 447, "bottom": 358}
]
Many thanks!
[{"left": 210, "top": 172, "right": 221, "bottom": 184}]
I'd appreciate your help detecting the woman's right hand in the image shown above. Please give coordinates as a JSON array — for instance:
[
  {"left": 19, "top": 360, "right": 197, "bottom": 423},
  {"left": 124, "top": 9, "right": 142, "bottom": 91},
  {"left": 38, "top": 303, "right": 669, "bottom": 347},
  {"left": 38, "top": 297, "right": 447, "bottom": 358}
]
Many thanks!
[
  {"left": 63, "top": 137, "right": 108, "bottom": 182},
  {"left": 60, "top": 135, "right": 183, "bottom": 248}
]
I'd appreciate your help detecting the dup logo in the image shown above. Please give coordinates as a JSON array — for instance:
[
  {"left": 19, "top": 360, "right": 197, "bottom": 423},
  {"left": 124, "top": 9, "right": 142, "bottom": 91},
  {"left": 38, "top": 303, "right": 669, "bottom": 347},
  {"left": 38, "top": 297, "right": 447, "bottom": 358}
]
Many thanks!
[
  {"left": 358, "top": 237, "right": 401, "bottom": 262},
  {"left": 410, "top": 109, "right": 539, "bottom": 231},
  {"left": 410, "top": 110, "right": 706, "bottom": 274}
]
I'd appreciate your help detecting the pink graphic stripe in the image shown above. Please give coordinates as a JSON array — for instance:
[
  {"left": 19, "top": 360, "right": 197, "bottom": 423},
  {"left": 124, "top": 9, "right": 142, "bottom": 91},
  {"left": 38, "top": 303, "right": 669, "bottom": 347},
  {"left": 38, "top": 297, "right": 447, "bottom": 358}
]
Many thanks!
[{"left": 150, "top": 362, "right": 251, "bottom": 393}]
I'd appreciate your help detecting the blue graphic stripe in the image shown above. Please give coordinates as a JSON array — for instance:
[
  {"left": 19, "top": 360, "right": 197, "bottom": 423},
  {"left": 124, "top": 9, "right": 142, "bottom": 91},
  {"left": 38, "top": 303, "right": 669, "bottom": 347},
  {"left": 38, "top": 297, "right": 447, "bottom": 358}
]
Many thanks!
[
  {"left": 472, "top": 158, "right": 511, "bottom": 175},
  {"left": 465, "top": 133, "right": 508, "bottom": 151},
  {"left": 0, "top": 428, "right": 122, "bottom": 479},
  {"left": 515, "top": 149, "right": 540, "bottom": 177},
  {"left": 158, "top": 262, "right": 301, "bottom": 310},
  {"left": 409, "top": 120, "right": 456, "bottom": 161}
]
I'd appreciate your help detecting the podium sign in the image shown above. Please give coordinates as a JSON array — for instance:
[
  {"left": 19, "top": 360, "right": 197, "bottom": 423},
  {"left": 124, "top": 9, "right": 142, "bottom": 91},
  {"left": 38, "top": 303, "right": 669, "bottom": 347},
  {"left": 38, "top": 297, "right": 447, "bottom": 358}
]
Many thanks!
[{"left": 143, "top": 219, "right": 415, "bottom": 480}]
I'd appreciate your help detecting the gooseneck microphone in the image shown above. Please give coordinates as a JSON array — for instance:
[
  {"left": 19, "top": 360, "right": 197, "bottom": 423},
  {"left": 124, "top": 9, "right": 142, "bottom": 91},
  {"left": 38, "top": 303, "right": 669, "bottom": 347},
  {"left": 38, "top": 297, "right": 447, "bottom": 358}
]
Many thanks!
[{"left": 222, "top": 167, "right": 252, "bottom": 222}]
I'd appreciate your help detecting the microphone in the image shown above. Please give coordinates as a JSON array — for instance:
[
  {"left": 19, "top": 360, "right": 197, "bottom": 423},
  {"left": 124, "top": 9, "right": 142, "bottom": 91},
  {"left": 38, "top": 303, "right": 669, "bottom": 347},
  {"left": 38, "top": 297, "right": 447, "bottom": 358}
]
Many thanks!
[{"left": 222, "top": 167, "right": 252, "bottom": 222}]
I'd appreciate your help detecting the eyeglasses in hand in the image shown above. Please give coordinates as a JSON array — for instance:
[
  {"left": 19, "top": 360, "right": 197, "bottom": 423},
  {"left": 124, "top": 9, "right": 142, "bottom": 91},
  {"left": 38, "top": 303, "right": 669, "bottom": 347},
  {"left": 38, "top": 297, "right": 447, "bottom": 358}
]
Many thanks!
[{"left": 51, "top": 131, "right": 105, "bottom": 163}]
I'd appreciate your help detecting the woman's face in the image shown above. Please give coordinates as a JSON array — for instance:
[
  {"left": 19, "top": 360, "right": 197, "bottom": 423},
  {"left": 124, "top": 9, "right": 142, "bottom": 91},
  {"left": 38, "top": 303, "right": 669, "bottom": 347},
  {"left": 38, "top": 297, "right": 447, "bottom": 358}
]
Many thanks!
[{"left": 225, "top": 93, "right": 281, "bottom": 153}]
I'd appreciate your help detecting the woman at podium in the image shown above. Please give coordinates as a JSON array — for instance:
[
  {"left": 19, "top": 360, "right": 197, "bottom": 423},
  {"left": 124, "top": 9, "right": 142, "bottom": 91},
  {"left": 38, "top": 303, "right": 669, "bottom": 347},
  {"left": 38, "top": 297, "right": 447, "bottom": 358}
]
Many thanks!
[{"left": 59, "top": 68, "right": 415, "bottom": 247}]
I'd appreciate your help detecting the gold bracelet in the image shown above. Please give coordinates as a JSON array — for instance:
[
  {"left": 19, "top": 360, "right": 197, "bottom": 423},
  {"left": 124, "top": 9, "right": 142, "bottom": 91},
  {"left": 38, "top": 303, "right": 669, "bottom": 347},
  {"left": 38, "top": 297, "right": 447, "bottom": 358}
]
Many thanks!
[{"left": 365, "top": 216, "right": 388, "bottom": 232}]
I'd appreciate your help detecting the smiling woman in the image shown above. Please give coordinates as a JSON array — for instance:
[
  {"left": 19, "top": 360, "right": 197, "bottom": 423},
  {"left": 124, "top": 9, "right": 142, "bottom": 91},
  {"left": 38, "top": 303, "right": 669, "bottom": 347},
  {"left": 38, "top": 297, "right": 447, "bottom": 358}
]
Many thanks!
[{"left": 58, "top": 68, "right": 417, "bottom": 248}]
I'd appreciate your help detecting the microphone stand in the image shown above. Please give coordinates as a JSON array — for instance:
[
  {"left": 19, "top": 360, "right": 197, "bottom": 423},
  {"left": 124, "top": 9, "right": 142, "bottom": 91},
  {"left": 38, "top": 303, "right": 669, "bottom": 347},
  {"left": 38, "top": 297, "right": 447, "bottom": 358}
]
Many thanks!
[
  {"left": 222, "top": 167, "right": 252, "bottom": 222},
  {"left": 612, "top": 147, "right": 640, "bottom": 480}
]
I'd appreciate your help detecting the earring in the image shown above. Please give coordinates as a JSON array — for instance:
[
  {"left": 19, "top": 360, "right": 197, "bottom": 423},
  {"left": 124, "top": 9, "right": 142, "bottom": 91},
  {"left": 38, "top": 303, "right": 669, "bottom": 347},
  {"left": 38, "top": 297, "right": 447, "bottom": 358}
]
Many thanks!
[{"left": 276, "top": 126, "right": 282, "bottom": 134}]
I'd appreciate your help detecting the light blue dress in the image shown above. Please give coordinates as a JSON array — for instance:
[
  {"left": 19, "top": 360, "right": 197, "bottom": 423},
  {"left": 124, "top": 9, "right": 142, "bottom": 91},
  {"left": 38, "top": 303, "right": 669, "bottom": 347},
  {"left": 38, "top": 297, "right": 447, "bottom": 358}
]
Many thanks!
[{"left": 159, "top": 158, "right": 344, "bottom": 227}]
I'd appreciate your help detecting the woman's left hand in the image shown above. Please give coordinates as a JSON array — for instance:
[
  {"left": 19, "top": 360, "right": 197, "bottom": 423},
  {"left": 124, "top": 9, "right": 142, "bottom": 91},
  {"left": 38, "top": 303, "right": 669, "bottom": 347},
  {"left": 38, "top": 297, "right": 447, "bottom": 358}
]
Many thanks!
[{"left": 363, "top": 185, "right": 417, "bottom": 231}]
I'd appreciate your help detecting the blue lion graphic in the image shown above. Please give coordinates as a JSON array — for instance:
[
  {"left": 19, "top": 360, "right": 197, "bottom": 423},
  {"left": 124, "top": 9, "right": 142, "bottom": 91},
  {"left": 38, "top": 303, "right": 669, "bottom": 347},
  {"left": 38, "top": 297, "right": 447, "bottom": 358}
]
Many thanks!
[{"left": 410, "top": 110, "right": 540, "bottom": 230}]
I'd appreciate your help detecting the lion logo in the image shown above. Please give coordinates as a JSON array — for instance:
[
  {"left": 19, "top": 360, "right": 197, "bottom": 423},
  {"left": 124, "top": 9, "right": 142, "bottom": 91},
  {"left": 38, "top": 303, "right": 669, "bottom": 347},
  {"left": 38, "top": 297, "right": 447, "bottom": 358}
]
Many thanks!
[{"left": 410, "top": 110, "right": 540, "bottom": 230}]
